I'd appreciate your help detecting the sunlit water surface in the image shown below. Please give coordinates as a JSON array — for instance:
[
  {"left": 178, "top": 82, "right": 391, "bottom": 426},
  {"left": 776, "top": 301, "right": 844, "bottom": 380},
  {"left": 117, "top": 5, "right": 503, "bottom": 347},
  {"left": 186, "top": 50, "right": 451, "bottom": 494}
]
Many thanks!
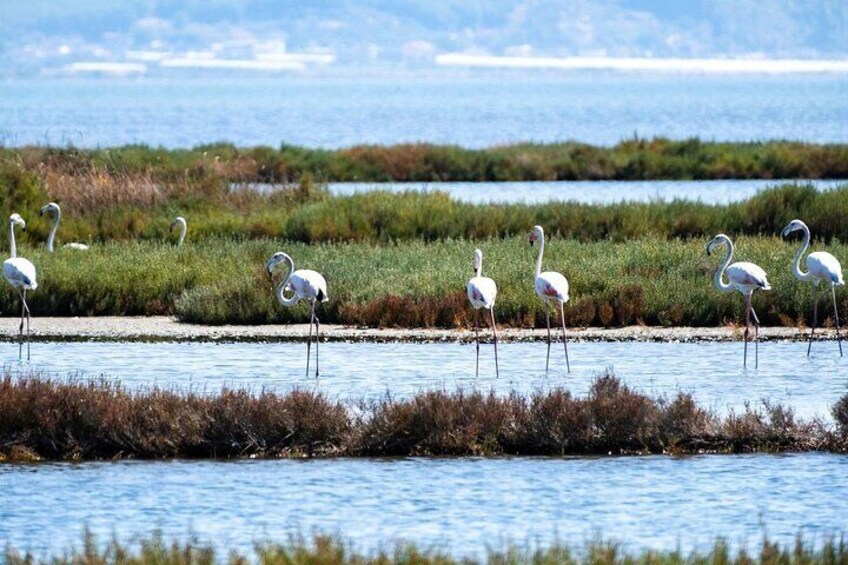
[
  {"left": 1, "top": 454, "right": 846, "bottom": 557},
  {"left": 3, "top": 340, "right": 846, "bottom": 418}
]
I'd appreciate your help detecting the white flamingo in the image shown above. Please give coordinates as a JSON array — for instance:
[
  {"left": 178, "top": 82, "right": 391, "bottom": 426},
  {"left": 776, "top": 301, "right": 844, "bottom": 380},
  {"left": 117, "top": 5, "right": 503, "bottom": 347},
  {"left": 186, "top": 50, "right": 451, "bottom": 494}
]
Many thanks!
[
  {"left": 529, "top": 225, "right": 570, "bottom": 373},
  {"left": 170, "top": 216, "right": 187, "bottom": 246},
  {"left": 706, "top": 234, "right": 771, "bottom": 368},
  {"left": 266, "top": 251, "right": 328, "bottom": 377},
  {"left": 3, "top": 214, "right": 38, "bottom": 360},
  {"left": 782, "top": 219, "right": 844, "bottom": 356},
  {"left": 466, "top": 248, "right": 499, "bottom": 378},
  {"left": 39, "top": 202, "right": 89, "bottom": 251}
]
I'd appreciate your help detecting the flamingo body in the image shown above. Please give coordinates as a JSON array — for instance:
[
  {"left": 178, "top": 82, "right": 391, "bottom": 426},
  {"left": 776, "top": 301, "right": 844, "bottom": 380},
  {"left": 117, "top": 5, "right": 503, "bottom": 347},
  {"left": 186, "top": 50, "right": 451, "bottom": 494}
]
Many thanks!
[
  {"left": 725, "top": 262, "right": 771, "bottom": 293},
  {"left": 467, "top": 276, "right": 496, "bottom": 310},
  {"left": 535, "top": 271, "right": 569, "bottom": 303},
  {"left": 289, "top": 269, "right": 328, "bottom": 303},
  {"left": 806, "top": 252, "right": 844, "bottom": 286},
  {"left": 3, "top": 258, "right": 37, "bottom": 290}
]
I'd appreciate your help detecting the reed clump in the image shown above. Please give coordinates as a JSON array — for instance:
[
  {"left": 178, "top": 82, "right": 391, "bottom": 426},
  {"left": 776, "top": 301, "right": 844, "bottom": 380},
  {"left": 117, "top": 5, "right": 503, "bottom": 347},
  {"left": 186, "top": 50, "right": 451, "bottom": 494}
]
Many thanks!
[
  {"left": 1, "top": 373, "right": 843, "bottom": 461},
  {"left": 5, "top": 532, "right": 848, "bottom": 565}
]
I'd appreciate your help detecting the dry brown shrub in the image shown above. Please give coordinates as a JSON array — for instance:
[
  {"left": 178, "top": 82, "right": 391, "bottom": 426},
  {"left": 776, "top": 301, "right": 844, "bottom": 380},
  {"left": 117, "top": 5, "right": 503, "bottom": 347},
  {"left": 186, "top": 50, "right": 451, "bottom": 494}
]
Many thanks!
[
  {"left": 598, "top": 303, "right": 615, "bottom": 326},
  {"left": 44, "top": 167, "right": 163, "bottom": 213}
]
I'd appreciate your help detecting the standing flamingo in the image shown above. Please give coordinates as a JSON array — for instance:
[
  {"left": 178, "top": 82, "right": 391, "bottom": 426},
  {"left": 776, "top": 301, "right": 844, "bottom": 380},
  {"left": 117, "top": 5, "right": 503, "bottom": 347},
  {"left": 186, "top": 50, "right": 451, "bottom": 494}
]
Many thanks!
[
  {"left": 466, "top": 248, "right": 499, "bottom": 378},
  {"left": 39, "top": 202, "right": 89, "bottom": 251},
  {"left": 529, "top": 225, "right": 570, "bottom": 373},
  {"left": 170, "top": 216, "right": 187, "bottom": 246},
  {"left": 4, "top": 214, "right": 38, "bottom": 360},
  {"left": 706, "top": 234, "right": 771, "bottom": 368},
  {"left": 782, "top": 219, "right": 844, "bottom": 356},
  {"left": 266, "top": 251, "right": 328, "bottom": 377}
]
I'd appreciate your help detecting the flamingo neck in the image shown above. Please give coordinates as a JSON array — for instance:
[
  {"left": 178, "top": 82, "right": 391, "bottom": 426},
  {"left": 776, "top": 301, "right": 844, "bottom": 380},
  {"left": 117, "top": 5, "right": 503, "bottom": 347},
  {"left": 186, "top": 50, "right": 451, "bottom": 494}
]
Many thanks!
[
  {"left": 177, "top": 221, "right": 186, "bottom": 246},
  {"left": 274, "top": 254, "right": 300, "bottom": 307},
  {"left": 475, "top": 260, "right": 482, "bottom": 278},
  {"left": 791, "top": 224, "right": 815, "bottom": 283},
  {"left": 47, "top": 209, "right": 60, "bottom": 252},
  {"left": 8, "top": 221, "right": 16, "bottom": 258},
  {"left": 534, "top": 233, "right": 545, "bottom": 279},
  {"left": 713, "top": 237, "right": 734, "bottom": 293}
]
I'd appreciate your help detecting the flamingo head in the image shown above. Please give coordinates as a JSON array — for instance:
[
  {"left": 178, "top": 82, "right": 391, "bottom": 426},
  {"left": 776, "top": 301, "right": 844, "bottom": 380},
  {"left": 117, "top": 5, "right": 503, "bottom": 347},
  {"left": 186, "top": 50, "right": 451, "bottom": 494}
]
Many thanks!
[
  {"left": 706, "top": 234, "right": 729, "bottom": 256},
  {"left": 266, "top": 251, "right": 290, "bottom": 279},
  {"left": 39, "top": 202, "right": 60, "bottom": 217},
  {"left": 170, "top": 216, "right": 186, "bottom": 232},
  {"left": 9, "top": 213, "right": 26, "bottom": 231},
  {"left": 529, "top": 225, "right": 544, "bottom": 246},
  {"left": 472, "top": 248, "right": 483, "bottom": 273},
  {"left": 781, "top": 219, "right": 807, "bottom": 239}
]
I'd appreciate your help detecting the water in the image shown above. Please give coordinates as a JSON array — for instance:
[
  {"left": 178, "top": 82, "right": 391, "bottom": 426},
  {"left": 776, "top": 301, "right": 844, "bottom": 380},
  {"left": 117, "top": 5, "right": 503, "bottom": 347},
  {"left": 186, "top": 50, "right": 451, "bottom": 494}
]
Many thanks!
[
  {"left": 4, "top": 341, "right": 847, "bottom": 419},
  {"left": 328, "top": 179, "right": 847, "bottom": 205},
  {"left": 1, "top": 73, "right": 846, "bottom": 148},
  {"left": 1, "top": 454, "right": 846, "bottom": 557}
]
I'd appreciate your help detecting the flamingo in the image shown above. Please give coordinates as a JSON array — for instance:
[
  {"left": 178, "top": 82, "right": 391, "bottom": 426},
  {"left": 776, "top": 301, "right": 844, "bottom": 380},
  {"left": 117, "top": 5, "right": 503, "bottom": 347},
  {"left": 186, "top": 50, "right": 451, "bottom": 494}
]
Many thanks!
[
  {"left": 706, "top": 234, "right": 771, "bottom": 368},
  {"left": 3, "top": 214, "right": 38, "bottom": 360},
  {"left": 529, "top": 225, "right": 570, "bottom": 373},
  {"left": 170, "top": 216, "right": 187, "bottom": 246},
  {"left": 466, "top": 248, "right": 499, "bottom": 378},
  {"left": 266, "top": 251, "right": 328, "bottom": 377},
  {"left": 782, "top": 219, "right": 844, "bottom": 356},
  {"left": 39, "top": 202, "right": 89, "bottom": 251}
]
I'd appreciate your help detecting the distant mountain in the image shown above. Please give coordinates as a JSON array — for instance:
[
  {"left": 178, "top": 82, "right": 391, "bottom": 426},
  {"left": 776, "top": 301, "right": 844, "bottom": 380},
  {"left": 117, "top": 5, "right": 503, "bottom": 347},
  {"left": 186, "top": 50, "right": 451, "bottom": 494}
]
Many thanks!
[{"left": 2, "top": 0, "right": 846, "bottom": 77}]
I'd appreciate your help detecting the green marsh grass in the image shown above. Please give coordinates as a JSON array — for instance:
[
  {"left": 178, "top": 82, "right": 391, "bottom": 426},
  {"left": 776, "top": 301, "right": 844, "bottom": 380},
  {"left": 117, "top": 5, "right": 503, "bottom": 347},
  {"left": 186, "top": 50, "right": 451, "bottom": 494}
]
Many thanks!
[
  {"left": 0, "top": 374, "right": 842, "bottom": 461},
  {"left": 2, "top": 236, "right": 844, "bottom": 328},
  {"left": 4, "top": 532, "right": 848, "bottom": 565}
]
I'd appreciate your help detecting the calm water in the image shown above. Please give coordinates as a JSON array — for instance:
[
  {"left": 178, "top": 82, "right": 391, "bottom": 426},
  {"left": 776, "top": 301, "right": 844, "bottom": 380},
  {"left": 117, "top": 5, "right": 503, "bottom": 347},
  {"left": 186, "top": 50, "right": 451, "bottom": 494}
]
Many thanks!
[
  {"left": 1, "top": 454, "right": 846, "bottom": 557},
  {"left": 328, "top": 179, "right": 847, "bottom": 204},
  {"left": 4, "top": 341, "right": 847, "bottom": 418},
  {"left": 1, "top": 74, "right": 846, "bottom": 148}
]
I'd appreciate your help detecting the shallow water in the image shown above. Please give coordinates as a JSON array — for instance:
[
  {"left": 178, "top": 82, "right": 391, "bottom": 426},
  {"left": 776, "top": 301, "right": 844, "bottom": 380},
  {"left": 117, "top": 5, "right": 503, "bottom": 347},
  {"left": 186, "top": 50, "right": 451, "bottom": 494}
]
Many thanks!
[
  {"left": 2, "top": 74, "right": 846, "bottom": 148},
  {"left": 328, "top": 179, "right": 846, "bottom": 205},
  {"left": 1, "top": 454, "right": 846, "bottom": 557},
  {"left": 4, "top": 340, "right": 846, "bottom": 418}
]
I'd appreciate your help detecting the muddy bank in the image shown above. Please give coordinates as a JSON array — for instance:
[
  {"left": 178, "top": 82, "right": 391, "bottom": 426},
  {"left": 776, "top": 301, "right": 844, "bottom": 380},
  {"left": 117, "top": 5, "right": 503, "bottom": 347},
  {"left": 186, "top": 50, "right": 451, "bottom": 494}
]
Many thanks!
[{"left": 0, "top": 317, "right": 837, "bottom": 343}]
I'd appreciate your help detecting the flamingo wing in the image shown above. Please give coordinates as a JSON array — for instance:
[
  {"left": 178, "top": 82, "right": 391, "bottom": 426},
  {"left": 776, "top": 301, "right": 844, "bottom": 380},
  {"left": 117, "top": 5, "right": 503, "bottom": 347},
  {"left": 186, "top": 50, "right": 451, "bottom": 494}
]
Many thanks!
[
  {"left": 292, "top": 269, "right": 329, "bottom": 302},
  {"left": 467, "top": 276, "right": 497, "bottom": 309},
  {"left": 727, "top": 262, "right": 770, "bottom": 291},
  {"left": 808, "top": 251, "right": 844, "bottom": 285},
  {"left": 536, "top": 271, "right": 569, "bottom": 302},
  {"left": 3, "top": 258, "right": 38, "bottom": 290}
]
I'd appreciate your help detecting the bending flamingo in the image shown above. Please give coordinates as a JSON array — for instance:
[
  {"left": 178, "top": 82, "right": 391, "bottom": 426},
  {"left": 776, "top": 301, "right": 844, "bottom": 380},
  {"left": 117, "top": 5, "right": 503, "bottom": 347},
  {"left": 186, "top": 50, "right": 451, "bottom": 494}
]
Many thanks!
[
  {"left": 3, "top": 214, "right": 38, "bottom": 360},
  {"left": 782, "top": 219, "right": 843, "bottom": 356},
  {"left": 706, "top": 234, "right": 771, "bottom": 368},
  {"left": 266, "top": 251, "right": 328, "bottom": 377},
  {"left": 170, "top": 216, "right": 187, "bottom": 246},
  {"left": 40, "top": 202, "right": 89, "bottom": 251},
  {"left": 529, "top": 225, "right": 570, "bottom": 373},
  {"left": 466, "top": 248, "right": 499, "bottom": 378}
]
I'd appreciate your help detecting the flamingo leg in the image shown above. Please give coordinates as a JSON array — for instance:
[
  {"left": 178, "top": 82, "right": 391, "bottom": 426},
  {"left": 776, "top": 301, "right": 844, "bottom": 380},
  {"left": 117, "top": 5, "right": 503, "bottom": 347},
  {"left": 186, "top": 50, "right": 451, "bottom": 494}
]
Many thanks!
[
  {"left": 24, "top": 289, "right": 32, "bottom": 361},
  {"left": 305, "top": 301, "right": 314, "bottom": 378},
  {"left": 743, "top": 293, "right": 751, "bottom": 368},
  {"left": 18, "top": 289, "right": 25, "bottom": 361},
  {"left": 750, "top": 303, "right": 761, "bottom": 369},
  {"left": 559, "top": 301, "right": 570, "bottom": 374},
  {"left": 808, "top": 284, "right": 819, "bottom": 357},
  {"left": 489, "top": 307, "right": 499, "bottom": 379},
  {"left": 474, "top": 309, "right": 480, "bottom": 378},
  {"left": 544, "top": 302, "right": 552, "bottom": 374},
  {"left": 832, "top": 284, "right": 843, "bottom": 357},
  {"left": 314, "top": 305, "right": 321, "bottom": 377}
]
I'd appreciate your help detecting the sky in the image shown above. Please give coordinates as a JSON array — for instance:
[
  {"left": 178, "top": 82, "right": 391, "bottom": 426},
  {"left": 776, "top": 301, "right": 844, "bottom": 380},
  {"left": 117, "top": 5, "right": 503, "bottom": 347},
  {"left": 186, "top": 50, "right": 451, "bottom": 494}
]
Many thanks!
[{"left": 1, "top": 0, "right": 846, "bottom": 77}]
